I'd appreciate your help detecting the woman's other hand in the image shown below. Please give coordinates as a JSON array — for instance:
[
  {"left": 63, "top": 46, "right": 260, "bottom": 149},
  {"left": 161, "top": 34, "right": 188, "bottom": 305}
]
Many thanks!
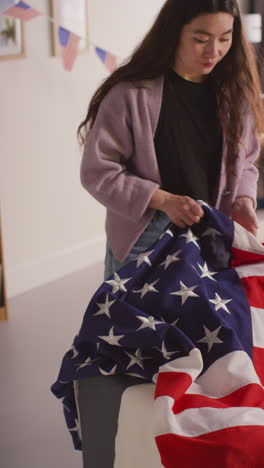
[
  {"left": 231, "top": 197, "right": 258, "bottom": 237},
  {"left": 148, "top": 189, "right": 204, "bottom": 228}
]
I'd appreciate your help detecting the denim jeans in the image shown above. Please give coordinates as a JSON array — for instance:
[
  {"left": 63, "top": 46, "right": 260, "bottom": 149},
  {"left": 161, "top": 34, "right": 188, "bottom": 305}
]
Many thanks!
[{"left": 104, "top": 211, "right": 171, "bottom": 279}]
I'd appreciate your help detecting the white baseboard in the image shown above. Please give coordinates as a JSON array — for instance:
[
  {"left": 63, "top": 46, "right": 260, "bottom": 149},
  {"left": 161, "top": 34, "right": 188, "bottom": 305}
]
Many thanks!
[{"left": 6, "top": 237, "right": 106, "bottom": 298}]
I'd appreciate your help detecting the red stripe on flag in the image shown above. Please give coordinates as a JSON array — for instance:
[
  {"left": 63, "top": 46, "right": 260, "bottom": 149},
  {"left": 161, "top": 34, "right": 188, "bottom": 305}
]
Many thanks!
[
  {"left": 155, "top": 372, "right": 192, "bottom": 400},
  {"left": 168, "top": 383, "right": 264, "bottom": 414},
  {"left": 156, "top": 426, "right": 264, "bottom": 468},
  {"left": 240, "top": 276, "right": 264, "bottom": 308},
  {"left": 232, "top": 247, "right": 264, "bottom": 268},
  {"left": 253, "top": 347, "right": 264, "bottom": 386}
]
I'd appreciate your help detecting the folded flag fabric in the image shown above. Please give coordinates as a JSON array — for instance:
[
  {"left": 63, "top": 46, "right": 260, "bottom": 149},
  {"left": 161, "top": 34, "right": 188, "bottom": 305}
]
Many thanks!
[
  {"left": 51, "top": 202, "right": 264, "bottom": 467},
  {"left": 95, "top": 46, "right": 117, "bottom": 73},
  {"left": 58, "top": 26, "right": 80, "bottom": 71},
  {"left": 2, "top": 1, "right": 41, "bottom": 21}
]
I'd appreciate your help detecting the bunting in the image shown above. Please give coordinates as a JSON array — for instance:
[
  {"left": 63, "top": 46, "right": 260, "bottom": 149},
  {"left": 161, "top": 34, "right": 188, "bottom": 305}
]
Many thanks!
[
  {"left": 95, "top": 47, "right": 118, "bottom": 73},
  {"left": 1, "top": 0, "right": 120, "bottom": 72},
  {"left": 2, "top": 1, "right": 41, "bottom": 21},
  {"left": 58, "top": 26, "right": 80, "bottom": 71}
]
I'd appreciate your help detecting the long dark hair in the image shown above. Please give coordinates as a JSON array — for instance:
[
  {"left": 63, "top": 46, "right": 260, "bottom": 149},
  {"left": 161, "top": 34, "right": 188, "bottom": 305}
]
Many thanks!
[{"left": 78, "top": 0, "right": 264, "bottom": 169}]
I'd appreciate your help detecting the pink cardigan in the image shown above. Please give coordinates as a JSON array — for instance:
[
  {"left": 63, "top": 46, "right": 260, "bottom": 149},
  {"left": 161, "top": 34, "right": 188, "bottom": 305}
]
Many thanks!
[{"left": 80, "top": 76, "right": 260, "bottom": 261}]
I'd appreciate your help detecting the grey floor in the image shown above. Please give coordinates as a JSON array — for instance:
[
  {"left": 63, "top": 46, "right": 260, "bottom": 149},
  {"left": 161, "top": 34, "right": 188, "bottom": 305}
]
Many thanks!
[{"left": 0, "top": 261, "right": 104, "bottom": 468}]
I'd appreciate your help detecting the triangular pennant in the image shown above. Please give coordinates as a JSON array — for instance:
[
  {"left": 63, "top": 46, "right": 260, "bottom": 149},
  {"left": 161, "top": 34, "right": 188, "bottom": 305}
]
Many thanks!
[
  {"left": 2, "top": 1, "right": 41, "bottom": 21},
  {"left": 95, "top": 46, "right": 117, "bottom": 73},
  {"left": 95, "top": 47, "right": 107, "bottom": 64},
  {"left": 58, "top": 26, "right": 80, "bottom": 71}
]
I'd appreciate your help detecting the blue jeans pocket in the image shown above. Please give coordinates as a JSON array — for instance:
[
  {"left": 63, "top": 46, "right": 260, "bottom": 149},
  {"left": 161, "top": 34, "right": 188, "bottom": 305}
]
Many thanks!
[{"left": 104, "top": 211, "right": 170, "bottom": 279}]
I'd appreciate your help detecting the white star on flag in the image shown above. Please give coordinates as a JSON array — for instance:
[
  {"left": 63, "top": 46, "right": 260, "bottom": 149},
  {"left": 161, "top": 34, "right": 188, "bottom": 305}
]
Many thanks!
[
  {"left": 70, "top": 345, "right": 78, "bottom": 359},
  {"left": 98, "top": 326, "right": 125, "bottom": 346},
  {"left": 157, "top": 341, "right": 179, "bottom": 360},
  {"left": 135, "top": 250, "right": 154, "bottom": 267},
  {"left": 126, "top": 372, "right": 145, "bottom": 378},
  {"left": 94, "top": 294, "right": 116, "bottom": 318},
  {"left": 125, "top": 349, "right": 151, "bottom": 370},
  {"left": 171, "top": 281, "right": 199, "bottom": 305},
  {"left": 201, "top": 227, "right": 223, "bottom": 239},
  {"left": 105, "top": 272, "right": 131, "bottom": 294},
  {"left": 197, "top": 325, "right": 224, "bottom": 351},
  {"left": 69, "top": 418, "right": 80, "bottom": 433},
  {"left": 136, "top": 314, "right": 164, "bottom": 331},
  {"left": 63, "top": 403, "right": 71, "bottom": 413},
  {"left": 57, "top": 394, "right": 65, "bottom": 400},
  {"left": 179, "top": 228, "right": 200, "bottom": 248},
  {"left": 209, "top": 293, "right": 232, "bottom": 314},
  {"left": 76, "top": 356, "right": 94, "bottom": 371},
  {"left": 133, "top": 279, "right": 159, "bottom": 299},
  {"left": 161, "top": 250, "right": 182, "bottom": 270},
  {"left": 99, "top": 364, "right": 118, "bottom": 376},
  {"left": 160, "top": 228, "right": 174, "bottom": 239},
  {"left": 198, "top": 262, "right": 218, "bottom": 281},
  {"left": 170, "top": 318, "right": 180, "bottom": 326}
]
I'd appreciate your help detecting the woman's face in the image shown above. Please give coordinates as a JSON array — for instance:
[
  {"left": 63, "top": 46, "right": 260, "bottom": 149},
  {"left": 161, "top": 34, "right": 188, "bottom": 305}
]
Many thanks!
[{"left": 174, "top": 12, "right": 234, "bottom": 82}]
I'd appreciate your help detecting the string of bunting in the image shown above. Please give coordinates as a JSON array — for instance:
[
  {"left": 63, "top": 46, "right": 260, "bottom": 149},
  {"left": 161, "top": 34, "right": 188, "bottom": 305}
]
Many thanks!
[{"left": 0, "top": 0, "right": 121, "bottom": 71}]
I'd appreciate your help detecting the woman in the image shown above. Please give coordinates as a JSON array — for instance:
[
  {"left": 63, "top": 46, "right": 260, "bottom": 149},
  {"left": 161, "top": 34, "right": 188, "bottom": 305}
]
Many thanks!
[{"left": 78, "top": 0, "right": 264, "bottom": 279}]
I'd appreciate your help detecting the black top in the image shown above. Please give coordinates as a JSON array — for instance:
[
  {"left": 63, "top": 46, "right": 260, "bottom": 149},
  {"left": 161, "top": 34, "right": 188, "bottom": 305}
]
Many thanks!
[{"left": 154, "top": 69, "right": 223, "bottom": 204}]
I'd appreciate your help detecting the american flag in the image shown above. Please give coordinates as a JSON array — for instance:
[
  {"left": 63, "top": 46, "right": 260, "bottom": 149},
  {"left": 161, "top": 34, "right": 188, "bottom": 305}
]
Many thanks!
[
  {"left": 95, "top": 46, "right": 117, "bottom": 73},
  {"left": 58, "top": 26, "right": 80, "bottom": 72},
  {"left": 51, "top": 202, "right": 264, "bottom": 465},
  {"left": 2, "top": 1, "right": 41, "bottom": 21}
]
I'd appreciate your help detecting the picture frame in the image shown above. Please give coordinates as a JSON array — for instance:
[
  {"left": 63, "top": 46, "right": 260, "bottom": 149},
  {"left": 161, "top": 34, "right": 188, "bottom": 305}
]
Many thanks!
[
  {"left": 0, "top": 15, "right": 25, "bottom": 60},
  {"left": 50, "top": 0, "right": 88, "bottom": 56}
]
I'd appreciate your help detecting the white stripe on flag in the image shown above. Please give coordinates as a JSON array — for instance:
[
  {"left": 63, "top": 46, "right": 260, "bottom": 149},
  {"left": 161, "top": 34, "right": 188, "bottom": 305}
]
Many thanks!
[
  {"left": 153, "top": 348, "right": 203, "bottom": 384},
  {"left": 154, "top": 398, "right": 264, "bottom": 438},
  {"left": 235, "top": 262, "right": 264, "bottom": 279},
  {"left": 233, "top": 222, "right": 264, "bottom": 254},
  {"left": 251, "top": 307, "right": 264, "bottom": 348},
  {"left": 186, "top": 350, "right": 261, "bottom": 397}
]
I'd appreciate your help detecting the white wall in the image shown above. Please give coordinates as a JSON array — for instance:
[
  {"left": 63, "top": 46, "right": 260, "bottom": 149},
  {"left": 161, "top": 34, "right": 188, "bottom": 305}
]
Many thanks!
[
  {"left": 0, "top": 0, "right": 250, "bottom": 298},
  {"left": 0, "top": 4, "right": 165, "bottom": 468},
  {"left": 0, "top": 0, "right": 165, "bottom": 297}
]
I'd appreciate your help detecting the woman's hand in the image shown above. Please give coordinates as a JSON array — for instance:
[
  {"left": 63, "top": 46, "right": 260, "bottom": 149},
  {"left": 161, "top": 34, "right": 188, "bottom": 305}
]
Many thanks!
[
  {"left": 231, "top": 197, "right": 258, "bottom": 237},
  {"left": 148, "top": 189, "right": 204, "bottom": 228}
]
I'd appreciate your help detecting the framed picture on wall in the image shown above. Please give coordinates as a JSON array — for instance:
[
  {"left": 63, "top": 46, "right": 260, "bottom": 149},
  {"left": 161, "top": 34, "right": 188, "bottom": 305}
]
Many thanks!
[
  {"left": 50, "top": 0, "right": 88, "bottom": 56},
  {"left": 0, "top": 15, "right": 25, "bottom": 60}
]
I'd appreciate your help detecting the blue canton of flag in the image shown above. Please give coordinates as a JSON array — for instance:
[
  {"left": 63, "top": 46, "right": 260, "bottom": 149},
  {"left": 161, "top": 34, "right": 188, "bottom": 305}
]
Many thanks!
[{"left": 51, "top": 202, "right": 264, "bottom": 463}]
